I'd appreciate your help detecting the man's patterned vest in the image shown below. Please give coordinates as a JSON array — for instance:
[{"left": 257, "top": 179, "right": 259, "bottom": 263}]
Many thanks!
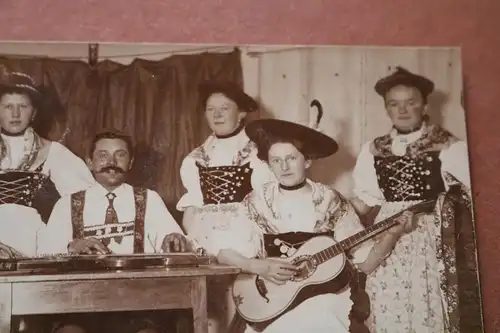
[{"left": 70, "top": 187, "right": 148, "bottom": 253}]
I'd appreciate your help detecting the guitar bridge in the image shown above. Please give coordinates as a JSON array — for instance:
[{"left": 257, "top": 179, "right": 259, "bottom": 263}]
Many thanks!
[
  {"left": 255, "top": 276, "right": 270, "bottom": 303},
  {"left": 290, "top": 255, "right": 317, "bottom": 282}
]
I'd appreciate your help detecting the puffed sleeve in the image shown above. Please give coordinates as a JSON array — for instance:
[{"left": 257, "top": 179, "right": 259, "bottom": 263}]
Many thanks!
[
  {"left": 352, "top": 141, "right": 385, "bottom": 207},
  {"left": 439, "top": 140, "right": 472, "bottom": 189},
  {"left": 329, "top": 192, "right": 374, "bottom": 264},
  {"left": 37, "top": 195, "right": 74, "bottom": 255},
  {"left": 242, "top": 193, "right": 266, "bottom": 259},
  {"left": 176, "top": 155, "right": 204, "bottom": 211},
  {"left": 143, "top": 190, "right": 185, "bottom": 253},
  {"left": 249, "top": 153, "right": 276, "bottom": 192},
  {"left": 45, "top": 142, "right": 96, "bottom": 196}
]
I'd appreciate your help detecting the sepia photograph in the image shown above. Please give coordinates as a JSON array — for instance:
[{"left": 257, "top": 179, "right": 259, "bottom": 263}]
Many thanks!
[{"left": 0, "top": 42, "right": 484, "bottom": 333}]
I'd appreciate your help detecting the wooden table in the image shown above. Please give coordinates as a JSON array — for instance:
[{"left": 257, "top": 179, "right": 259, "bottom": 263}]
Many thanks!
[{"left": 0, "top": 264, "right": 240, "bottom": 333}]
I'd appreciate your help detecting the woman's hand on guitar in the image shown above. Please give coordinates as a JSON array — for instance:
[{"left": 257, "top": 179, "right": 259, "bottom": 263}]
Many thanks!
[
  {"left": 67, "top": 238, "right": 111, "bottom": 255},
  {"left": 251, "top": 258, "right": 298, "bottom": 285},
  {"left": 388, "top": 211, "right": 418, "bottom": 236}
]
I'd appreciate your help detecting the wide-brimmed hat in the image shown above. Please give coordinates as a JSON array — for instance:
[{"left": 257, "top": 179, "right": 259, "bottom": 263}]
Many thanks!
[
  {"left": 0, "top": 71, "right": 43, "bottom": 100},
  {"left": 374, "top": 66, "right": 435, "bottom": 98},
  {"left": 245, "top": 100, "right": 338, "bottom": 160},
  {"left": 198, "top": 80, "right": 258, "bottom": 112}
]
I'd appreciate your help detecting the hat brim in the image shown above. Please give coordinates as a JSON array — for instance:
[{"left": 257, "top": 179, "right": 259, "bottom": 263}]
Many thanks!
[
  {"left": 0, "top": 83, "right": 42, "bottom": 97},
  {"left": 374, "top": 73, "right": 434, "bottom": 97},
  {"left": 199, "top": 81, "right": 258, "bottom": 113},
  {"left": 246, "top": 119, "right": 338, "bottom": 160}
]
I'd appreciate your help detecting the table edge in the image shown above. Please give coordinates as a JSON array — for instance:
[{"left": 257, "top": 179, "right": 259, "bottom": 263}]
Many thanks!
[{"left": 0, "top": 264, "right": 241, "bottom": 283}]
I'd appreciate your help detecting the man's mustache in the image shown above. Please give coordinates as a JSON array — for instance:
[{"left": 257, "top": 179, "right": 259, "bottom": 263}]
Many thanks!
[{"left": 97, "top": 166, "right": 125, "bottom": 174}]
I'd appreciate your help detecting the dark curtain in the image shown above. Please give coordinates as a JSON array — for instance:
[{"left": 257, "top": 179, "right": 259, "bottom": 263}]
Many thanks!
[{"left": 0, "top": 48, "right": 243, "bottom": 222}]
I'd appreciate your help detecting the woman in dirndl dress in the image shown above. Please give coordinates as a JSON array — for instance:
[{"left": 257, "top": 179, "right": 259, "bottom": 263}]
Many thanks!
[
  {"left": 176, "top": 81, "right": 276, "bottom": 333},
  {"left": 0, "top": 71, "right": 95, "bottom": 257},
  {"left": 351, "top": 67, "right": 483, "bottom": 333},
  {"left": 217, "top": 102, "right": 415, "bottom": 333},
  {"left": 0, "top": 71, "right": 96, "bottom": 332}
]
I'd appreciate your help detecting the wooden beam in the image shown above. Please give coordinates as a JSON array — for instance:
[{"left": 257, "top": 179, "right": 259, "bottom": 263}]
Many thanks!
[{"left": 88, "top": 43, "right": 99, "bottom": 67}]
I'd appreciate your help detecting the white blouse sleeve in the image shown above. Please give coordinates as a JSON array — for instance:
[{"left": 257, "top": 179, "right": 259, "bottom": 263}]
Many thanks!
[
  {"left": 37, "top": 195, "right": 74, "bottom": 255},
  {"left": 144, "top": 190, "right": 185, "bottom": 253},
  {"left": 249, "top": 154, "right": 276, "bottom": 192},
  {"left": 352, "top": 141, "right": 385, "bottom": 207},
  {"left": 176, "top": 155, "right": 204, "bottom": 211},
  {"left": 45, "top": 142, "right": 96, "bottom": 196},
  {"left": 439, "top": 140, "right": 472, "bottom": 189}
]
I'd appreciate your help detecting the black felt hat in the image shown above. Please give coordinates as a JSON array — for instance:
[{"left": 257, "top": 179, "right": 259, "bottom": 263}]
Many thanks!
[
  {"left": 374, "top": 66, "right": 435, "bottom": 98},
  {"left": 0, "top": 71, "right": 43, "bottom": 101},
  {"left": 245, "top": 100, "right": 338, "bottom": 160},
  {"left": 198, "top": 80, "right": 259, "bottom": 112}
]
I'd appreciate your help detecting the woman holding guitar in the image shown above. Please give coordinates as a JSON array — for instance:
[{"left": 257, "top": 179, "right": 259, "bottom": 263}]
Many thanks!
[
  {"left": 351, "top": 67, "right": 482, "bottom": 333},
  {"left": 218, "top": 101, "right": 415, "bottom": 333}
]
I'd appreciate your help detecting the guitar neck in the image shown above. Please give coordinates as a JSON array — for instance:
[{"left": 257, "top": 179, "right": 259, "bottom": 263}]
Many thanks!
[
  {"left": 337, "top": 218, "right": 397, "bottom": 252},
  {"left": 314, "top": 199, "right": 435, "bottom": 264}
]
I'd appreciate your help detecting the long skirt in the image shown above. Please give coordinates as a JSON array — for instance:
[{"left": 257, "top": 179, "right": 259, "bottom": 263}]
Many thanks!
[
  {"left": 365, "top": 200, "right": 445, "bottom": 333},
  {"left": 187, "top": 203, "right": 260, "bottom": 333}
]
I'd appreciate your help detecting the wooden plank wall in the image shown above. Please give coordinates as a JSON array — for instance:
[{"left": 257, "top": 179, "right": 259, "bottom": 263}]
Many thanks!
[{"left": 241, "top": 46, "right": 467, "bottom": 197}]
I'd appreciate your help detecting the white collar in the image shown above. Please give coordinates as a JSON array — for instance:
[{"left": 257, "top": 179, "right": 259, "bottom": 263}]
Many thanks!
[
  {"left": 390, "top": 123, "right": 426, "bottom": 156},
  {"left": 91, "top": 182, "right": 130, "bottom": 197},
  {"left": 390, "top": 123, "right": 426, "bottom": 144}
]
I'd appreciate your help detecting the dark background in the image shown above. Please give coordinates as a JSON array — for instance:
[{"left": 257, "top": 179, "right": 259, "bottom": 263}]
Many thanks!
[{"left": 1, "top": 0, "right": 499, "bottom": 331}]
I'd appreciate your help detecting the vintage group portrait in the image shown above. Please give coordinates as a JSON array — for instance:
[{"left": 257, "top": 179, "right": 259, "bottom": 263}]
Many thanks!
[{"left": 0, "top": 41, "right": 485, "bottom": 333}]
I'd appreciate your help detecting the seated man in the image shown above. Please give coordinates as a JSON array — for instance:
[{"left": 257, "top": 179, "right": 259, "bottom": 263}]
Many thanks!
[{"left": 39, "top": 129, "right": 194, "bottom": 333}]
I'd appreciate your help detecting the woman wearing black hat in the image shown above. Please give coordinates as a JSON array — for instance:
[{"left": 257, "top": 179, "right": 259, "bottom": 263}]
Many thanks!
[
  {"left": 176, "top": 81, "right": 276, "bottom": 333},
  {"left": 217, "top": 103, "right": 413, "bottom": 333},
  {"left": 351, "top": 67, "right": 479, "bottom": 332},
  {"left": 0, "top": 71, "right": 95, "bottom": 258}
]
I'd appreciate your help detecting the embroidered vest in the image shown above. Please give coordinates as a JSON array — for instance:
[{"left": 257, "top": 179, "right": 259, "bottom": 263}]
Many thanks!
[
  {"left": 197, "top": 161, "right": 253, "bottom": 205},
  {"left": 373, "top": 152, "right": 446, "bottom": 202},
  {"left": 70, "top": 187, "right": 147, "bottom": 253},
  {"left": 0, "top": 162, "right": 60, "bottom": 223},
  {"left": 371, "top": 124, "right": 454, "bottom": 202}
]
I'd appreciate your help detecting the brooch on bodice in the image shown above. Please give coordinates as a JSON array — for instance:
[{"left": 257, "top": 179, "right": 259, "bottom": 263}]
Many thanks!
[
  {"left": 273, "top": 238, "right": 302, "bottom": 258},
  {"left": 391, "top": 137, "right": 409, "bottom": 156}
]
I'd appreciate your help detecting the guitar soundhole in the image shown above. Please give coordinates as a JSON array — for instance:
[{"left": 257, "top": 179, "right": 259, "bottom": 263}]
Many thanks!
[{"left": 290, "top": 255, "right": 316, "bottom": 282}]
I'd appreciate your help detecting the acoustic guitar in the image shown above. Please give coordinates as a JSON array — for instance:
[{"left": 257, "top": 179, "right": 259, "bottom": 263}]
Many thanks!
[{"left": 231, "top": 199, "right": 435, "bottom": 329}]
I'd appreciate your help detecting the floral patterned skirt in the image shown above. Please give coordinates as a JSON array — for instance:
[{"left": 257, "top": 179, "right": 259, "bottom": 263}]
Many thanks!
[{"left": 365, "top": 200, "right": 446, "bottom": 333}]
